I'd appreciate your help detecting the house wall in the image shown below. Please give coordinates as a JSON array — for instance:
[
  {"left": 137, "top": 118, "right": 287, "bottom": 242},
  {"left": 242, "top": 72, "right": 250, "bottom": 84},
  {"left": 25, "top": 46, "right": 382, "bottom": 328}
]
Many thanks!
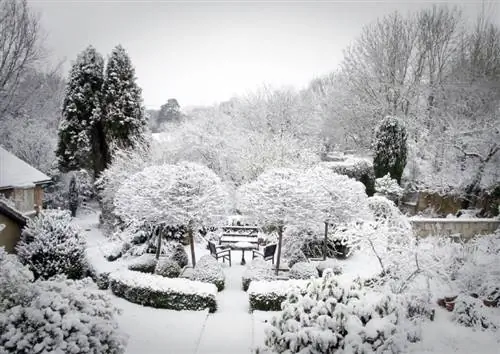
[
  {"left": 12, "top": 187, "right": 35, "bottom": 213},
  {"left": 0, "top": 214, "right": 21, "bottom": 253},
  {"left": 34, "top": 185, "right": 43, "bottom": 209}
]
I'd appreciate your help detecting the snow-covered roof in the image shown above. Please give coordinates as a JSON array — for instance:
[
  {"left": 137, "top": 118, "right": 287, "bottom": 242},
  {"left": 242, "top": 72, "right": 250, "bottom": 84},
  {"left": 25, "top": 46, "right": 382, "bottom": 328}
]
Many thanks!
[{"left": 0, "top": 147, "right": 51, "bottom": 189}]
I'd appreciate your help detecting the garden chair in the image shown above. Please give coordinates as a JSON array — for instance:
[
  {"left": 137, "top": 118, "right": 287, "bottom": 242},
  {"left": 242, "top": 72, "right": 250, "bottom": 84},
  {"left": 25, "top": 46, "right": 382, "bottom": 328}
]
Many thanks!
[
  {"left": 252, "top": 243, "right": 277, "bottom": 264},
  {"left": 208, "top": 241, "right": 231, "bottom": 266}
]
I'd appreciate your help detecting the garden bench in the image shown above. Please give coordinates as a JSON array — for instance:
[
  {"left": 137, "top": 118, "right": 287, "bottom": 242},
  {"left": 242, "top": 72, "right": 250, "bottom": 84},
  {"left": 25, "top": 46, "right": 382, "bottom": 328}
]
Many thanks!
[
  {"left": 208, "top": 241, "right": 231, "bottom": 266},
  {"left": 219, "top": 225, "right": 260, "bottom": 248}
]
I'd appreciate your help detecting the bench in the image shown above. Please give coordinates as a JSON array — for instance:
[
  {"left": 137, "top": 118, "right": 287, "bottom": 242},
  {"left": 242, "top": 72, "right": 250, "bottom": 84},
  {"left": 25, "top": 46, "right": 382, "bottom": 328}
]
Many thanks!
[{"left": 219, "top": 225, "right": 260, "bottom": 248}]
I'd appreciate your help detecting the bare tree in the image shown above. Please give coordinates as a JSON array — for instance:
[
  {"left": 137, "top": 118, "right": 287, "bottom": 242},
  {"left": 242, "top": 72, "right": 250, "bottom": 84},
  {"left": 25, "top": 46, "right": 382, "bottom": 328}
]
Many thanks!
[{"left": 0, "top": 0, "right": 43, "bottom": 117}]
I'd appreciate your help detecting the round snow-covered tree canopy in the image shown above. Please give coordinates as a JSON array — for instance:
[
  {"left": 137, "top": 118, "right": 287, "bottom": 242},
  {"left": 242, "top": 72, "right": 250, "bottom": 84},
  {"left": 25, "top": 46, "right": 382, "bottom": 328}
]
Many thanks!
[{"left": 114, "top": 162, "right": 228, "bottom": 228}]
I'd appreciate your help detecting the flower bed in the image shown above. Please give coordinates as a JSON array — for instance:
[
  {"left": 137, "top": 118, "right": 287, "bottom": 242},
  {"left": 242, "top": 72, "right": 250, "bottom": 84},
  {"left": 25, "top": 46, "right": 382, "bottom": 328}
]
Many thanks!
[
  {"left": 248, "top": 279, "right": 309, "bottom": 311},
  {"left": 109, "top": 270, "right": 217, "bottom": 312}
]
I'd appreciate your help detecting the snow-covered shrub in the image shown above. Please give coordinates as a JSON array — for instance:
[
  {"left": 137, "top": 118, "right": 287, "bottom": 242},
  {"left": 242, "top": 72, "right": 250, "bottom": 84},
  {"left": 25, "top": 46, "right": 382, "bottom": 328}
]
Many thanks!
[
  {"left": 320, "top": 157, "right": 375, "bottom": 196},
  {"left": 191, "top": 255, "right": 225, "bottom": 291},
  {"left": 155, "top": 258, "right": 181, "bottom": 278},
  {"left": 287, "top": 249, "right": 308, "bottom": 268},
  {"left": 16, "top": 209, "right": 88, "bottom": 280},
  {"left": 289, "top": 261, "right": 318, "bottom": 279},
  {"left": 242, "top": 258, "right": 275, "bottom": 291},
  {"left": 0, "top": 251, "right": 127, "bottom": 353},
  {"left": 109, "top": 270, "right": 217, "bottom": 312},
  {"left": 375, "top": 173, "right": 404, "bottom": 201},
  {"left": 44, "top": 169, "right": 95, "bottom": 210},
  {"left": 452, "top": 296, "right": 498, "bottom": 330},
  {"left": 164, "top": 241, "right": 189, "bottom": 268},
  {"left": 248, "top": 279, "right": 309, "bottom": 311},
  {"left": 316, "top": 259, "right": 343, "bottom": 276},
  {"left": 127, "top": 253, "right": 157, "bottom": 273},
  {"left": 261, "top": 270, "right": 420, "bottom": 353}
]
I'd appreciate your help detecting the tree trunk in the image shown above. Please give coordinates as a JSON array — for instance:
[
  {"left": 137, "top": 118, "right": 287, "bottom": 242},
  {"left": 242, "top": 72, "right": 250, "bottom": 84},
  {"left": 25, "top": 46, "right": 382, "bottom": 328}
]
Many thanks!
[
  {"left": 323, "top": 222, "right": 329, "bottom": 260},
  {"left": 155, "top": 225, "right": 162, "bottom": 260},
  {"left": 189, "top": 227, "right": 196, "bottom": 267},
  {"left": 275, "top": 224, "right": 283, "bottom": 276}
]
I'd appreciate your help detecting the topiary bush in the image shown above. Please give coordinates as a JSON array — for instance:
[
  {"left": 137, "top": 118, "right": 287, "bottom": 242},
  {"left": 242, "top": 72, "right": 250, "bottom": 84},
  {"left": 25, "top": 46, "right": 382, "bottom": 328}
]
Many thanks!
[
  {"left": 164, "top": 241, "right": 189, "bottom": 268},
  {"left": 191, "top": 255, "right": 225, "bottom": 291},
  {"left": 248, "top": 279, "right": 309, "bottom": 311},
  {"left": 260, "top": 270, "right": 421, "bottom": 353},
  {"left": 109, "top": 270, "right": 217, "bottom": 312},
  {"left": 0, "top": 249, "right": 127, "bottom": 354},
  {"left": 127, "top": 254, "right": 157, "bottom": 273},
  {"left": 289, "top": 261, "right": 318, "bottom": 279},
  {"left": 155, "top": 258, "right": 181, "bottom": 278},
  {"left": 316, "top": 259, "right": 343, "bottom": 277},
  {"left": 16, "top": 210, "right": 88, "bottom": 280},
  {"left": 242, "top": 258, "right": 275, "bottom": 291}
]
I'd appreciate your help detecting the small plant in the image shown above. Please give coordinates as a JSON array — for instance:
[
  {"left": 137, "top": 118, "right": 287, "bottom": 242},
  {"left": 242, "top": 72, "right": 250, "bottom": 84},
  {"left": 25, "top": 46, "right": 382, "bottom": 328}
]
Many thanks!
[
  {"left": 155, "top": 258, "right": 181, "bottom": 278},
  {"left": 289, "top": 261, "right": 318, "bottom": 279}
]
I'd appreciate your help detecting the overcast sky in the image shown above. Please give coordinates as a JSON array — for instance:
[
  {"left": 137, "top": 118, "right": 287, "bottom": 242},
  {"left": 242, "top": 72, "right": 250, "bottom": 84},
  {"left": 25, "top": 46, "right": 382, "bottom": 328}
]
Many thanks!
[{"left": 30, "top": 0, "right": 497, "bottom": 108}]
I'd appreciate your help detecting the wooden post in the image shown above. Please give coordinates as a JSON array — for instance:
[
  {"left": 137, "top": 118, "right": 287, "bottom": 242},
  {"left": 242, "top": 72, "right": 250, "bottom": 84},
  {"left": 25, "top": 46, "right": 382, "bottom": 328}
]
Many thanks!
[
  {"left": 189, "top": 227, "right": 196, "bottom": 267},
  {"left": 323, "top": 221, "right": 329, "bottom": 260},
  {"left": 275, "top": 224, "right": 283, "bottom": 276},
  {"left": 155, "top": 225, "right": 162, "bottom": 260}
]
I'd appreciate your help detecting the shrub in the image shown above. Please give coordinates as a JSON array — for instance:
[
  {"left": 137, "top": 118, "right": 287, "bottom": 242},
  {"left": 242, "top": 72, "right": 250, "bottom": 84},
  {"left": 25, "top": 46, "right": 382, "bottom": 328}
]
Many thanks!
[
  {"left": 452, "top": 296, "right": 498, "bottom": 330},
  {"left": 155, "top": 258, "right": 181, "bottom": 278},
  {"left": 260, "top": 271, "right": 420, "bottom": 353},
  {"left": 191, "top": 255, "right": 225, "bottom": 291},
  {"left": 289, "top": 261, "right": 318, "bottom": 279},
  {"left": 0, "top": 250, "right": 126, "bottom": 354},
  {"left": 242, "top": 258, "right": 275, "bottom": 291},
  {"left": 287, "top": 249, "right": 308, "bottom": 268},
  {"left": 16, "top": 210, "right": 88, "bottom": 280},
  {"left": 375, "top": 173, "right": 404, "bottom": 201},
  {"left": 316, "top": 259, "right": 343, "bottom": 277},
  {"left": 248, "top": 279, "right": 309, "bottom": 311},
  {"left": 127, "top": 254, "right": 157, "bottom": 273},
  {"left": 109, "top": 270, "right": 217, "bottom": 312},
  {"left": 320, "top": 157, "right": 375, "bottom": 196},
  {"left": 164, "top": 241, "right": 189, "bottom": 268}
]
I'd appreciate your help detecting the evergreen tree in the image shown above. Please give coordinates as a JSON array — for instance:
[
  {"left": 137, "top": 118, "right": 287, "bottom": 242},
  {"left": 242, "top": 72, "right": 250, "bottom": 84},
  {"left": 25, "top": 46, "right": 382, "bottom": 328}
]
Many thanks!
[
  {"left": 373, "top": 116, "right": 408, "bottom": 185},
  {"left": 157, "top": 98, "right": 181, "bottom": 126},
  {"left": 56, "top": 46, "right": 107, "bottom": 178},
  {"left": 102, "top": 45, "right": 146, "bottom": 152}
]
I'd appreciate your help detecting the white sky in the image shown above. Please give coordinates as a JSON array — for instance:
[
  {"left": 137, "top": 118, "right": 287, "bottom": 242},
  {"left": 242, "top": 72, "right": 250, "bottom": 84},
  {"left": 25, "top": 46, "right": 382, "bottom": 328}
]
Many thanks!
[{"left": 29, "top": 0, "right": 498, "bottom": 108}]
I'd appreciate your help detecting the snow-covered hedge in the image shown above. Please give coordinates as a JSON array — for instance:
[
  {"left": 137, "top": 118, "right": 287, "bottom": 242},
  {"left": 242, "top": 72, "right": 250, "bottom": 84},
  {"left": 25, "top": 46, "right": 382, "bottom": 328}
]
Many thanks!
[
  {"left": 164, "top": 241, "right": 189, "bottom": 268},
  {"left": 0, "top": 249, "right": 126, "bottom": 353},
  {"left": 16, "top": 209, "right": 88, "bottom": 280},
  {"left": 109, "top": 270, "right": 217, "bottom": 312},
  {"left": 260, "top": 271, "right": 420, "bottom": 353},
  {"left": 127, "top": 253, "right": 157, "bottom": 273},
  {"left": 316, "top": 259, "right": 343, "bottom": 277},
  {"left": 191, "top": 255, "right": 225, "bottom": 291},
  {"left": 242, "top": 258, "right": 275, "bottom": 291},
  {"left": 319, "top": 158, "right": 375, "bottom": 196},
  {"left": 248, "top": 279, "right": 309, "bottom": 311},
  {"left": 289, "top": 261, "right": 319, "bottom": 279},
  {"left": 155, "top": 258, "right": 181, "bottom": 278},
  {"left": 375, "top": 173, "right": 404, "bottom": 200}
]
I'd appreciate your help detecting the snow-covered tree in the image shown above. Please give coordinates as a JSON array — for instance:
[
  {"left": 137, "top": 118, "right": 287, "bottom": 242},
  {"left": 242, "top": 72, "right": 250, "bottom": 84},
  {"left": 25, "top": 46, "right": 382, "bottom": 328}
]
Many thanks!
[
  {"left": 157, "top": 98, "right": 181, "bottom": 128},
  {"left": 103, "top": 45, "right": 147, "bottom": 152},
  {"left": 68, "top": 173, "right": 79, "bottom": 217},
  {"left": 373, "top": 116, "right": 408, "bottom": 184},
  {"left": 114, "top": 162, "right": 229, "bottom": 265},
  {"left": 56, "top": 46, "right": 107, "bottom": 178}
]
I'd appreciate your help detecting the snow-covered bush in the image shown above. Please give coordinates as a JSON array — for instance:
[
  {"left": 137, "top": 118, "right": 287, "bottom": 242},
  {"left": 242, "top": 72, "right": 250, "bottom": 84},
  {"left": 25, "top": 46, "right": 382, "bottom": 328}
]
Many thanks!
[
  {"left": 375, "top": 173, "right": 404, "bottom": 201},
  {"left": 316, "top": 259, "right": 343, "bottom": 276},
  {"left": 127, "top": 253, "right": 157, "bottom": 273},
  {"left": 109, "top": 270, "right": 217, "bottom": 312},
  {"left": 0, "top": 250, "right": 127, "bottom": 353},
  {"left": 260, "top": 271, "right": 420, "bottom": 353},
  {"left": 320, "top": 157, "right": 375, "bottom": 196},
  {"left": 289, "top": 261, "right": 318, "bottom": 279},
  {"left": 287, "top": 249, "right": 308, "bottom": 268},
  {"left": 242, "top": 258, "right": 275, "bottom": 291},
  {"left": 191, "top": 255, "right": 225, "bottom": 291},
  {"left": 248, "top": 279, "right": 309, "bottom": 311},
  {"left": 155, "top": 258, "right": 181, "bottom": 278},
  {"left": 452, "top": 296, "right": 498, "bottom": 330},
  {"left": 44, "top": 169, "right": 95, "bottom": 210},
  {"left": 164, "top": 241, "right": 189, "bottom": 268},
  {"left": 16, "top": 209, "right": 88, "bottom": 280}
]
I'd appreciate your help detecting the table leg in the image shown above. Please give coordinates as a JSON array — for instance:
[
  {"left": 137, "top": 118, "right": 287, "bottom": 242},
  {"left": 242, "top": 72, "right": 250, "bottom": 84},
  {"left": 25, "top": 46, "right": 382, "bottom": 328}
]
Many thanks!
[{"left": 241, "top": 250, "right": 246, "bottom": 265}]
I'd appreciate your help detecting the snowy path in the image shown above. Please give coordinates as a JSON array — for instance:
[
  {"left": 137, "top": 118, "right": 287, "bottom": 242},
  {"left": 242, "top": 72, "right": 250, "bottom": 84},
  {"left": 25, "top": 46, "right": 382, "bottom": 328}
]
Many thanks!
[{"left": 195, "top": 264, "right": 254, "bottom": 354}]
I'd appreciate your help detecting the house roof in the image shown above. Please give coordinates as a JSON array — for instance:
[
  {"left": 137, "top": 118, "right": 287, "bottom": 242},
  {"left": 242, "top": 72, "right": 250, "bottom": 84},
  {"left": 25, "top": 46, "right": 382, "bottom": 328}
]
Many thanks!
[
  {"left": 0, "top": 147, "right": 52, "bottom": 190},
  {"left": 0, "top": 200, "right": 27, "bottom": 226}
]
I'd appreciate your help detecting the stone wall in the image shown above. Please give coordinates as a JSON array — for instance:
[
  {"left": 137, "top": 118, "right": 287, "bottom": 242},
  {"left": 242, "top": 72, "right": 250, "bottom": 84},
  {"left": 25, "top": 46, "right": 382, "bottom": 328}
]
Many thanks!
[{"left": 410, "top": 218, "right": 500, "bottom": 240}]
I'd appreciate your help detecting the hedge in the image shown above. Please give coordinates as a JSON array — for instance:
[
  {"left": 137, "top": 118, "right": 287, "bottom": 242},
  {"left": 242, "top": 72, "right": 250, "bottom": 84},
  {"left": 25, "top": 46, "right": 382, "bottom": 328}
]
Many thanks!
[
  {"left": 248, "top": 279, "right": 309, "bottom": 311},
  {"left": 191, "top": 255, "right": 225, "bottom": 291},
  {"left": 109, "top": 270, "right": 217, "bottom": 312}
]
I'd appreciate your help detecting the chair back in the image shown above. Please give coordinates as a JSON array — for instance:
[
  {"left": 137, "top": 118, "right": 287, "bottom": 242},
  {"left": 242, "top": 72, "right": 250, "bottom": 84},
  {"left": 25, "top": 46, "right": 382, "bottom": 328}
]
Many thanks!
[
  {"left": 208, "top": 241, "right": 217, "bottom": 255},
  {"left": 264, "top": 243, "right": 277, "bottom": 258}
]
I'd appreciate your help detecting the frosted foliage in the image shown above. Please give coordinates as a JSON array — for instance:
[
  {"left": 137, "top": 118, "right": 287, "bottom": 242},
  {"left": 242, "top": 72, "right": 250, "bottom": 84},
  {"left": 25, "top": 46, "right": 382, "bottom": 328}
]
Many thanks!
[
  {"left": 16, "top": 209, "right": 88, "bottom": 280},
  {"left": 114, "top": 162, "right": 228, "bottom": 228},
  {"left": 262, "top": 270, "right": 419, "bottom": 354},
  {"left": 0, "top": 277, "right": 127, "bottom": 354},
  {"left": 375, "top": 173, "right": 404, "bottom": 199},
  {"left": 289, "top": 262, "right": 318, "bottom": 279},
  {"left": 0, "top": 248, "right": 34, "bottom": 312}
]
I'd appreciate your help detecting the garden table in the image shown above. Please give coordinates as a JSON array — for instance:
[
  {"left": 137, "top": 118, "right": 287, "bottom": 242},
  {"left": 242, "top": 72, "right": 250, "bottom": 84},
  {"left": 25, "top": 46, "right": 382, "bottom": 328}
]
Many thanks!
[{"left": 232, "top": 241, "right": 258, "bottom": 265}]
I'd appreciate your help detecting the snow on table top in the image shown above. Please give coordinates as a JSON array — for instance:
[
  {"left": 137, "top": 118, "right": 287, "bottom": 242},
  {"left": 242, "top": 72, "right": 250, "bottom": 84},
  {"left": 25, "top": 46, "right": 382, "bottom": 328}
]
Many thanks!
[
  {"left": 248, "top": 279, "right": 310, "bottom": 296},
  {"left": 110, "top": 269, "right": 217, "bottom": 297}
]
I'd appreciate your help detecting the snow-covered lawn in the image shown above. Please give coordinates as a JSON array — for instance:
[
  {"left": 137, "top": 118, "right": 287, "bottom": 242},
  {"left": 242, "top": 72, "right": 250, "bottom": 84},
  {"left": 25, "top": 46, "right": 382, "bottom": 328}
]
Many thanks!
[{"left": 74, "top": 208, "right": 500, "bottom": 354}]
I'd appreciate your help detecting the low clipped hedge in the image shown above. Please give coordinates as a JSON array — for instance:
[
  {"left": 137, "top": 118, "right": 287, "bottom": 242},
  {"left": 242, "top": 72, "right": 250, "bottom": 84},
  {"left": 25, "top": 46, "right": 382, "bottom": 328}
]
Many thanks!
[
  {"left": 248, "top": 280, "right": 309, "bottom": 311},
  {"left": 289, "top": 262, "right": 319, "bottom": 279},
  {"left": 242, "top": 258, "right": 275, "bottom": 291},
  {"left": 191, "top": 255, "right": 225, "bottom": 291},
  {"left": 109, "top": 270, "right": 217, "bottom": 312}
]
